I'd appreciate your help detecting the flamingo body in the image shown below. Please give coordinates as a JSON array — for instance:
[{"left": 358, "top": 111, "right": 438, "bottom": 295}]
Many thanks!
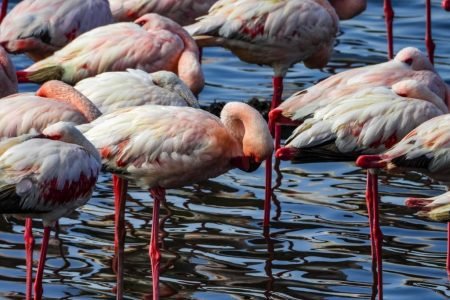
[
  {"left": 80, "top": 103, "right": 273, "bottom": 189},
  {"left": 186, "top": 0, "right": 339, "bottom": 76},
  {"left": 74, "top": 69, "right": 199, "bottom": 114},
  {"left": 0, "top": 0, "right": 113, "bottom": 61},
  {"left": 21, "top": 14, "right": 204, "bottom": 94},
  {"left": 277, "top": 80, "right": 447, "bottom": 161},
  {"left": 109, "top": 0, "right": 218, "bottom": 25}
]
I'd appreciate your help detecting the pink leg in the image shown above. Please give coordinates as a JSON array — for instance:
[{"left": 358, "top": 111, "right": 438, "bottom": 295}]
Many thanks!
[
  {"left": 369, "top": 170, "right": 383, "bottom": 300},
  {"left": 263, "top": 157, "right": 273, "bottom": 228},
  {"left": 384, "top": 0, "right": 394, "bottom": 59},
  {"left": 365, "top": 171, "right": 378, "bottom": 286},
  {"left": 270, "top": 76, "right": 283, "bottom": 110},
  {"left": 447, "top": 222, "right": 450, "bottom": 276},
  {"left": 425, "top": 0, "right": 435, "bottom": 64},
  {"left": 24, "top": 218, "right": 34, "bottom": 300},
  {"left": 33, "top": 227, "right": 51, "bottom": 300},
  {"left": 113, "top": 175, "right": 128, "bottom": 298},
  {"left": 149, "top": 187, "right": 164, "bottom": 300},
  {"left": 0, "top": 0, "right": 7, "bottom": 24}
]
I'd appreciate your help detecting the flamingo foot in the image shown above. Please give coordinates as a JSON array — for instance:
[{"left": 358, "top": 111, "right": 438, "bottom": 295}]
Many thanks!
[
  {"left": 33, "top": 227, "right": 51, "bottom": 300},
  {"left": 405, "top": 197, "right": 432, "bottom": 209},
  {"left": 113, "top": 175, "right": 128, "bottom": 298},
  {"left": 275, "top": 147, "right": 299, "bottom": 161},
  {"left": 24, "top": 218, "right": 34, "bottom": 300},
  {"left": 149, "top": 187, "right": 164, "bottom": 300},
  {"left": 356, "top": 155, "right": 386, "bottom": 169}
]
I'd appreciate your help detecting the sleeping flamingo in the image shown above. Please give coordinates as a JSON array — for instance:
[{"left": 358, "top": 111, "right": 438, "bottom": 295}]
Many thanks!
[
  {"left": 356, "top": 113, "right": 450, "bottom": 276},
  {"left": 16, "top": 13, "right": 204, "bottom": 94},
  {"left": 79, "top": 102, "right": 273, "bottom": 299},
  {"left": 74, "top": 69, "right": 199, "bottom": 114},
  {"left": 0, "top": 80, "right": 100, "bottom": 299},
  {"left": 0, "top": 122, "right": 101, "bottom": 300},
  {"left": 0, "top": 45, "right": 17, "bottom": 98},
  {"left": 108, "top": 0, "right": 219, "bottom": 25},
  {"left": 0, "top": 0, "right": 113, "bottom": 61},
  {"left": 269, "top": 47, "right": 449, "bottom": 150},
  {"left": 276, "top": 80, "right": 448, "bottom": 300}
]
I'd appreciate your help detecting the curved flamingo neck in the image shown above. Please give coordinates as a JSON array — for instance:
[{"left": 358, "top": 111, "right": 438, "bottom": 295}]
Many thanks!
[
  {"left": 36, "top": 80, "right": 101, "bottom": 122},
  {"left": 221, "top": 102, "right": 273, "bottom": 162}
]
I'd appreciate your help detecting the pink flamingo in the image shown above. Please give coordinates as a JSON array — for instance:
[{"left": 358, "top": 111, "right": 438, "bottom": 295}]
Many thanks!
[
  {"left": 0, "top": 45, "right": 17, "bottom": 98},
  {"left": 16, "top": 13, "right": 204, "bottom": 95},
  {"left": 269, "top": 47, "right": 448, "bottom": 151},
  {"left": 356, "top": 113, "right": 450, "bottom": 276},
  {"left": 0, "top": 80, "right": 101, "bottom": 138},
  {"left": 0, "top": 122, "right": 101, "bottom": 300},
  {"left": 79, "top": 102, "right": 273, "bottom": 299},
  {"left": 74, "top": 69, "right": 199, "bottom": 114},
  {"left": 276, "top": 80, "right": 449, "bottom": 300},
  {"left": 0, "top": 0, "right": 112, "bottom": 61},
  {"left": 108, "top": 0, "right": 219, "bottom": 25},
  {"left": 0, "top": 80, "right": 100, "bottom": 299}
]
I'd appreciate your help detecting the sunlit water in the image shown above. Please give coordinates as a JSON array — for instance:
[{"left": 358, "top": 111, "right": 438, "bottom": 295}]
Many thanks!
[{"left": 1, "top": 0, "right": 450, "bottom": 299}]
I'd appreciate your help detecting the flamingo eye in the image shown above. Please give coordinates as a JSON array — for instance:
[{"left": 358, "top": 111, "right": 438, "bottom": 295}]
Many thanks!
[
  {"left": 397, "top": 92, "right": 408, "bottom": 97},
  {"left": 404, "top": 58, "right": 413, "bottom": 65},
  {"left": 137, "top": 20, "right": 146, "bottom": 26}
]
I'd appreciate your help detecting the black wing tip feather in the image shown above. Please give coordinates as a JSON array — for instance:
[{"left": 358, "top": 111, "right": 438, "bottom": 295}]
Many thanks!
[{"left": 0, "top": 184, "right": 49, "bottom": 214}]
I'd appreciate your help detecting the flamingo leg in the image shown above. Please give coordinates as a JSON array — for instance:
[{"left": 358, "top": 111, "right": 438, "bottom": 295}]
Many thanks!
[
  {"left": 271, "top": 76, "right": 283, "bottom": 110},
  {"left": 0, "top": 0, "right": 7, "bottom": 24},
  {"left": 384, "top": 0, "right": 394, "bottom": 59},
  {"left": 33, "top": 226, "right": 51, "bottom": 300},
  {"left": 263, "top": 157, "right": 273, "bottom": 228},
  {"left": 369, "top": 169, "right": 383, "bottom": 300},
  {"left": 365, "top": 171, "right": 378, "bottom": 291},
  {"left": 425, "top": 0, "right": 435, "bottom": 64},
  {"left": 24, "top": 218, "right": 34, "bottom": 300},
  {"left": 149, "top": 187, "right": 164, "bottom": 300},
  {"left": 113, "top": 175, "right": 128, "bottom": 298},
  {"left": 447, "top": 222, "right": 450, "bottom": 276}
]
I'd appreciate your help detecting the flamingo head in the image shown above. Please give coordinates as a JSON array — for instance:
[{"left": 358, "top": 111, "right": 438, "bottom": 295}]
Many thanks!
[{"left": 395, "top": 47, "right": 434, "bottom": 71}]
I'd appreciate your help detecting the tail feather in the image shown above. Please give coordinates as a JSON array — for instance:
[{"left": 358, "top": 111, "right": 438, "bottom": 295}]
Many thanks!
[
  {"left": 192, "top": 35, "right": 223, "bottom": 47},
  {"left": 426, "top": 203, "right": 450, "bottom": 222},
  {"left": 17, "top": 65, "right": 63, "bottom": 83}
]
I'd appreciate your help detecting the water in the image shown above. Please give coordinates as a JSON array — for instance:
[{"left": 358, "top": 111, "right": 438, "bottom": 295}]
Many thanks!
[{"left": 1, "top": 0, "right": 450, "bottom": 299}]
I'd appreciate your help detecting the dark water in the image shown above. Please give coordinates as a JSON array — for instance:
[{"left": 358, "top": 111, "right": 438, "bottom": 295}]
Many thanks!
[{"left": 1, "top": 0, "right": 450, "bottom": 299}]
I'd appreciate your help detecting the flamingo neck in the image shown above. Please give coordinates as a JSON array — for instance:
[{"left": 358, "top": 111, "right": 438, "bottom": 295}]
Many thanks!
[{"left": 36, "top": 80, "right": 101, "bottom": 122}]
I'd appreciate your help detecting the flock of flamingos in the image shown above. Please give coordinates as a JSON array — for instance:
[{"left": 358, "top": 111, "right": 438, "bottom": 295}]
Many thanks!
[{"left": 0, "top": 0, "right": 449, "bottom": 299}]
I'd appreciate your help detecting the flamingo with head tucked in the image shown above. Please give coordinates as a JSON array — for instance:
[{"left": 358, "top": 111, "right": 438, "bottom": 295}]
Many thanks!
[
  {"left": 79, "top": 102, "right": 273, "bottom": 299},
  {"left": 108, "top": 0, "right": 219, "bottom": 25},
  {"left": 16, "top": 13, "right": 204, "bottom": 95},
  {"left": 0, "top": 122, "right": 101, "bottom": 300},
  {"left": 74, "top": 69, "right": 199, "bottom": 114},
  {"left": 269, "top": 47, "right": 449, "bottom": 151},
  {"left": 0, "top": 0, "right": 113, "bottom": 61},
  {"left": 356, "top": 113, "right": 450, "bottom": 276}
]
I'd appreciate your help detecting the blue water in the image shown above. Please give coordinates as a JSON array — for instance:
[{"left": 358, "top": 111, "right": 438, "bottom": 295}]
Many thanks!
[{"left": 1, "top": 0, "right": 449, "bottom": 299}]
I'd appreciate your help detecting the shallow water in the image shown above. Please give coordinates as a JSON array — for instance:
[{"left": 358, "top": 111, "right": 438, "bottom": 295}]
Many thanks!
[{"left": 1, "top": 0, "right": 450, "bottom": 299}]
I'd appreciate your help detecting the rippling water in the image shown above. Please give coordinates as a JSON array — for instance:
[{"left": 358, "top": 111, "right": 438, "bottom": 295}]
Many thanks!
[{"left": 2, "top": 0, "right": 450, "bottom": 299}]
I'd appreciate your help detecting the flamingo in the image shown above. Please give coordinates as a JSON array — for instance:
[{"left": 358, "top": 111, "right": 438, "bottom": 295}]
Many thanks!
[
  {"left": 0, "top": 80, "right": 101, "bottom": 138},
  {"left": 443, "top": 0, "right": 450, "bottom": 11},
  {"left": 0, "top": 0, "right": 113, "bottom": 61},
  {"left": 0, "top": 45, "right": 17, "bottom": 98},
  {"left": 356, "top": 113, "right": 450, "bottom": 276},
  {"left": 108, "top": 0, "right": 219, "bottom": 25},
  {"left": 269, "top": 47, "right": 449, "bottom": 151},
  {"left": 0, "top": 122, "right": 101, "bottom": 300},
  {"left": 276, "top": 80, "right": 449, "bottom": 300},
  {"left": 16, "top": 13, "right": 204, "bottom": 95},
  {"left": 0, "top": 80, "right": 100, "bottom": 299},
  {"left": 78, "top": 102, "right": 273, "bottom": 299},
  {"left": 74, "top": 69, "right": 199, "bottom": 114}
]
